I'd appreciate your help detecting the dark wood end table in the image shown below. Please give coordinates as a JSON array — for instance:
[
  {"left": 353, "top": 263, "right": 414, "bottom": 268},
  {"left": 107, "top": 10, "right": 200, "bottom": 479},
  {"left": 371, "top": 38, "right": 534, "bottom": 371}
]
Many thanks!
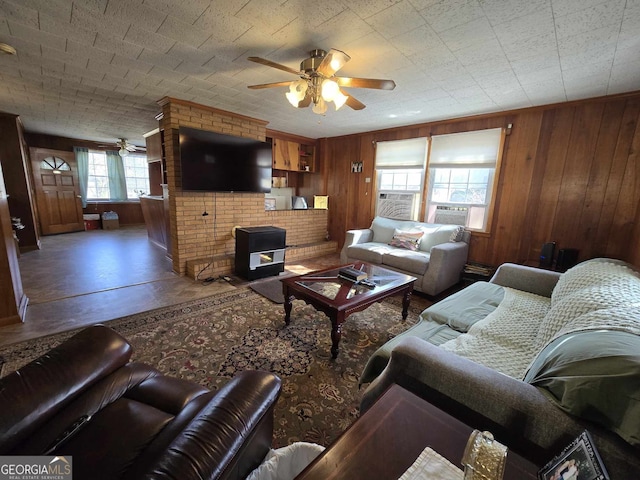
[
  {"left": 295, "top": 384, "right": 539, "bottom": 479},
  {"left": 280, "top": 262, "right": 416, "bottom": 358}
]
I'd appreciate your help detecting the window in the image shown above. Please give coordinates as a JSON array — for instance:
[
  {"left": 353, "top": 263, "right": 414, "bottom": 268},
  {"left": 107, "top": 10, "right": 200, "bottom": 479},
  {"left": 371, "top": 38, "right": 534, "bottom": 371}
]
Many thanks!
[
  {"left": 87, "top": 151, "right": 110, "bottom": 199},
  {"left": 86, "top": 151, "right": 149, "bottom": 200},
  {"left": 122, "top": 155, "right": 150, "bottom": 198},
  {"left": 425, "top": 128, "right": 503, "bottom": 231},
  {"left": 41, "top": 156, "right": 71, "bottom": 174},
  {"left": 375, "top": 138, "right": 428, "bottom": 220},
  {"left": 372, "top": 129, "right": 504, "bottom": 231}
]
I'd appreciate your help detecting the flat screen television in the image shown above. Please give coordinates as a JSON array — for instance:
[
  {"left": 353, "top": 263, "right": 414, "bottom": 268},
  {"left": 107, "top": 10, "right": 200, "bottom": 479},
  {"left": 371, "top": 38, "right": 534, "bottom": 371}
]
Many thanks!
[{"left": 178, "top": 126, "right": 272, "bottom": 192}]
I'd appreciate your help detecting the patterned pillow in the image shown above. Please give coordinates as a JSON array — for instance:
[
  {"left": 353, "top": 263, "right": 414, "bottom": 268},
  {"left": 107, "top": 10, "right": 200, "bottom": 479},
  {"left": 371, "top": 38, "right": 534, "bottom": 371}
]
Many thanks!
[
  {"left": 450, "top": 226, "right": 465, "bottom": 242},
  {"left": 389, "top": 229, "right": 424, "bottom": 251}
]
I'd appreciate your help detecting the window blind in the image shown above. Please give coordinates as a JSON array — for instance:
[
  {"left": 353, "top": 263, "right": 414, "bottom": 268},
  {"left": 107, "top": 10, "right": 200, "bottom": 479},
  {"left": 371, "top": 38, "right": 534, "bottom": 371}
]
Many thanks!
[
  {"left": 375, "top": 137, "right": 428, "bottom": 169},
  {"left": 429, "top": 128, "right": 502, "bottom": 167}
]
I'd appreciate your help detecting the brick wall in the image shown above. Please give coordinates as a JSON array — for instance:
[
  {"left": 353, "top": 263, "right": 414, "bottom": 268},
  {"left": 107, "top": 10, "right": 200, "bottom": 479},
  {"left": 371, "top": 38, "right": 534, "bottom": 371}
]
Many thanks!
[{"left": 157, "top": 97, "right": 332, "bottom": 275}]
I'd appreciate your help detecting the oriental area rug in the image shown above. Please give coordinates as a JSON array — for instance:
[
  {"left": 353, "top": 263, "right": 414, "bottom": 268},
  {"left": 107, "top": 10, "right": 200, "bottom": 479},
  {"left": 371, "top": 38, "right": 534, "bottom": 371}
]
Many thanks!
[{"left": 0, "top": 288, "right": 431, "bottom": 448}]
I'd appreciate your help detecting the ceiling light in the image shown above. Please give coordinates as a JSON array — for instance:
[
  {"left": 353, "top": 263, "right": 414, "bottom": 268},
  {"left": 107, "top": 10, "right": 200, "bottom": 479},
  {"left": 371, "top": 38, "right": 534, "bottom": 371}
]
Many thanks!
[
  {"left": 118, "top": 148, "right": 130, "bottom": 157},
  {"left": 333, "top": 91, "right": 348, "bottom": 110},
  {"left": 312, "top": 98, "right": 327, "bottom": 115},
  {"left": 0, "top": 43, "right": 16, "bottom": 55},
  {"left": 286, "top": 80, "right": 307, "bottom": 106},
  {"left": 321, "top": 79, "right": 339, "bottom": 102},
  {"left": 286, "top": 91, "right": 300, "bottom": 107}
]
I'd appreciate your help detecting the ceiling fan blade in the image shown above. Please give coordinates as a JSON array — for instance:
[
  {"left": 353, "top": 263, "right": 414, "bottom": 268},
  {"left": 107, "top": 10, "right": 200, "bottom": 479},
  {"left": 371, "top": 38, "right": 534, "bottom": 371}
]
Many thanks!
[
  {"left": 248, "top": 81, "right": 295, "bottom": 90},
  {"left": 298, "top": 93, "right": 312, "bottom": 108},
  {"left": 336, "top": 77, "right": 396, "bottom": 90},
  {"left": 247, "top": 56, "right": 301, "bottom": 76},
  {"left": 316, "top": 48, "right": 350, "bottom": 77},
  {"left": 342, "top": 91, "right": 366, "bottom": 110}
]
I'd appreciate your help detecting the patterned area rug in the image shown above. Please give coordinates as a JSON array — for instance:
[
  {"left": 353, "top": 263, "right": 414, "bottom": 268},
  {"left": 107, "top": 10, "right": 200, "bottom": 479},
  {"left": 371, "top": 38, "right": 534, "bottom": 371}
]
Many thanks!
[{"left": 0, "top": 288, "right": 431, "bottom": 448}]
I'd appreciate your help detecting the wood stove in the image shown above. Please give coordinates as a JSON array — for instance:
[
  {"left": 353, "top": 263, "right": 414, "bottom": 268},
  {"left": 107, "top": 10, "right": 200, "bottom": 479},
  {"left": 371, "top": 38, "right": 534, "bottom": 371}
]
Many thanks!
[{"left": 235, "top": 226, "right": 286, "bottom": 280}]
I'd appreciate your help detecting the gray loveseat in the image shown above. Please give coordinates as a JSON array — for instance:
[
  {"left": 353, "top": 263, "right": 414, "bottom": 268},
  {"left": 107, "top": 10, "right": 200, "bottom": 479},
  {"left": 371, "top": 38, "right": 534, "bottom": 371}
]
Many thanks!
[
  {"left": 360, "top": 258, "right": 640, "bottom": 478},
  {"left": 340, "top": 216, "right": 469, "bottom": 296}
]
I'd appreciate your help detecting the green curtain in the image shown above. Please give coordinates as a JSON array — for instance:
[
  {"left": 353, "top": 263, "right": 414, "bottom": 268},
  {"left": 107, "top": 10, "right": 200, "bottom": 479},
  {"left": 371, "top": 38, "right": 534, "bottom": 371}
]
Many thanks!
[
  {"left": 74, "top": 146, "right": 89, "bottom": 208},
  {"left": 106, "top": 151, "right": 127, "bottom": 200}
]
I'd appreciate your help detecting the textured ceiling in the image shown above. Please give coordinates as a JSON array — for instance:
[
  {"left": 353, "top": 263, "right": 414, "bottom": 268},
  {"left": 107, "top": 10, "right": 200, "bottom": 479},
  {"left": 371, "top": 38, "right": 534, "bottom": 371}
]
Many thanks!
[{"left": 0, "top": 0, "right": 638, "bottom": 148}]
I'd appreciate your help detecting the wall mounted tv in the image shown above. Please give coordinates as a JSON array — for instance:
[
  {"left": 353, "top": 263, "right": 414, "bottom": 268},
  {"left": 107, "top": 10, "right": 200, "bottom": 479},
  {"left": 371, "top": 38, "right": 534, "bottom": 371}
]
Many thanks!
[{"left": 178, "top": 126, "right": 272, "bottom": 193}]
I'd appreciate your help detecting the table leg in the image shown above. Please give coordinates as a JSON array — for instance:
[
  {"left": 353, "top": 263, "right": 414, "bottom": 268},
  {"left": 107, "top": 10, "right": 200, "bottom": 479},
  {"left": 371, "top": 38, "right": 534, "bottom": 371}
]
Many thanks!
[
  {"left": 401, "top": 288, "right": 412, "bottom": 320},
  {"left": 283, "top": 286, "right": 292, "bottom": 326},
  {"left": 330, "top": 313, "right": 345, "bottom": 359}
]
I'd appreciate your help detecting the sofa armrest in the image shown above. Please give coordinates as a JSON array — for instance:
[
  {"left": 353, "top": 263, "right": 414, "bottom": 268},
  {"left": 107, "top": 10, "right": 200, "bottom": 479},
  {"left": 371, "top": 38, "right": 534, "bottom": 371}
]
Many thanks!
[
  {"left": 0, "top": 325, "right": 132, "bottom": 453},
  {"left": 421, "top": 242, "right": 468, "bottom": 296},
  {"left": 489, "top": 263, "right": 560, "bottom": 297},
  {"left": 361, "top": 337, "right": 593, "bottom": 464},
  {"left": 360, "top": 337, "right": 640, "bottom": 477},
  {"left": 340, "top": 228, "right": 373, "bottom": 263},
  {"left": 141, "top": 370, "right": 282, "bottom": 480}
]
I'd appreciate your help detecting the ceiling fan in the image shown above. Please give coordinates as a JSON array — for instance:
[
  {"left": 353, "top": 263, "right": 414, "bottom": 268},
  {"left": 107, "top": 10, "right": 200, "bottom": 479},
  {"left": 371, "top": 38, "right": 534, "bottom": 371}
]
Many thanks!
[
  {"left": 247, "top": 48, "right": 396, "bottom": 114},
  {"left": 97, "top": 138, "right": 146, "bottom": 157},
  {"left": 115, "top": 138, "right": 144, "bottom": 157}
]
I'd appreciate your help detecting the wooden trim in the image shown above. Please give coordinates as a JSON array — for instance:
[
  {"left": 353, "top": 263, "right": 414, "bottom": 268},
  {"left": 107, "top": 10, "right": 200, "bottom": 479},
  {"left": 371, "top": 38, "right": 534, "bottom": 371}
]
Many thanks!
[
  {"left": 320, "top": 90, "right": 640, "bottom": 141},
  {"left": 484, "top": 127, "right": 507, "bottom": 234},
  {"left": 157, "top": 96, "right": 269, "bottom": 126},
  {"left": 266, "top": 129, "right": 317, "bottom": 145}
]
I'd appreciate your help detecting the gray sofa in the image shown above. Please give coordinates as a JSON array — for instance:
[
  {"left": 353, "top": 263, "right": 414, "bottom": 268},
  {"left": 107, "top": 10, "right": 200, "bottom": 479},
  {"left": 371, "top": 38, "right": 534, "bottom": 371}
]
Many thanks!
[
  {"left": 360, "top": 258, "right": 640, "bottom": 478},
  {"left": 340, "top": 216, "right": 469, "bottom": 296}
]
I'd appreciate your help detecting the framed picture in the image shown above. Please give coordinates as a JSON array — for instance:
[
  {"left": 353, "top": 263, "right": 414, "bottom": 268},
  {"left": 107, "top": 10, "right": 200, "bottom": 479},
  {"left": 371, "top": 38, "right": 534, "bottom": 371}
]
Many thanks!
[{"left": 538, "top": 431, "right": 609, "bottom": 480}]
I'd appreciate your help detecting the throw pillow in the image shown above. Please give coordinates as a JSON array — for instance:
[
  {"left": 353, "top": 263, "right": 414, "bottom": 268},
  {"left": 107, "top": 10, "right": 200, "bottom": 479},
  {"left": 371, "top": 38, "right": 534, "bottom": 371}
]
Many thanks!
[
  {"left": 389, "top": 229, "right": 424, "bottom": 251},
  {"left": 449, "top": 226, "right": 465, "bottom": 242},
  {"left": 524, "top": 330, "right": 640, "bottom": 446}
]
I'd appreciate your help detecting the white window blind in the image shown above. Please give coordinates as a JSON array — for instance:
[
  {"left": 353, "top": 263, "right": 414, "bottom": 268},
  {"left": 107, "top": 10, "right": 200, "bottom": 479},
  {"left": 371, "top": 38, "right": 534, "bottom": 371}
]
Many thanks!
[
  {"left": 375, "top": 137, "right": 428, "bottom": 169},
  {"left": 429, "top": 128, "right": 502, "bottom": 167}
]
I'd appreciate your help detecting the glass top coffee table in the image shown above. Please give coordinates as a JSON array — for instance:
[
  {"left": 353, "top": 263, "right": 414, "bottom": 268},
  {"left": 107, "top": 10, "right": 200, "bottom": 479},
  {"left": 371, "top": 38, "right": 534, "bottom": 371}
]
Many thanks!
[{"left": 280, "top": 262, "right": 416, "bottom": 358}]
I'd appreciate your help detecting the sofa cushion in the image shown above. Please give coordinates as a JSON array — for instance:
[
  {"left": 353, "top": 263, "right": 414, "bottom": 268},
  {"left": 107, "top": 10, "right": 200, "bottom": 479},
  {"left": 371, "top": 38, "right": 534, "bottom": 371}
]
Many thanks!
[
  {"left": 389, "top": 229, "right": 424, "bottom": 251},
  {"left": 418, "top": 224, "right": 462, "bottom": 252},
  {"left": 420, "top": 281, "right": 505, "bottom": 332},
  {"left": 382, "top": 249, "right": 430, "bottom": 275},
  {"left": 346, "top": 242, "right": 394, "bottom": 264},
  {"left": 359, "top": 319, "right": 463, "bottom": 385},
  {"left": 439, "top": 288, "right": 551, "bottom": 379},
  {"left": 550, "top": 257, "right": 637, "bottom": 305},
  {"left": 370, "top": 217, "right": 424, "bottom": 244},
  {"left": 536, "top": 259, "right": 640, "bottom": 347},
  {"left": 449, "top": 226, "right": 465, "bottom": 242},
  {"left": 524, "top": 330, "right": 640, "bottom": 446}
]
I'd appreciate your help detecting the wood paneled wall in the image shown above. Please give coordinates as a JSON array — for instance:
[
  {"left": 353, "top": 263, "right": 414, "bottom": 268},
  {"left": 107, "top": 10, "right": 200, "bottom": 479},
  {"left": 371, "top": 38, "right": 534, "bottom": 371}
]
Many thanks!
[
  {"left": 82, "top": 202, "right": 144, "bottom": 225},
  {"left": 321, "top": 92, "right": 640, "bottom": 268}
]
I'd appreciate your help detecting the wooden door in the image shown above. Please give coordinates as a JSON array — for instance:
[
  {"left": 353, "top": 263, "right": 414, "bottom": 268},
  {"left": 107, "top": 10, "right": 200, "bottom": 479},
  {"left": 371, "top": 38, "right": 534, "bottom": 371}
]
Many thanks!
[{"left": 30, "top": 148, "right": 84, "bottom": 235}]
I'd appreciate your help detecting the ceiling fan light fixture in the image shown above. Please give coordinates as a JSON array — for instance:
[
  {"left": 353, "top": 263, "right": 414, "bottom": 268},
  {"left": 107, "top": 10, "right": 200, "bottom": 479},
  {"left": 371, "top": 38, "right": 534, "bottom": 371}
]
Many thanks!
[
  {"left": 118, "top": 147, "right": 130, "bottom": 157},
  {"left": 321, "top": 79, "right": 339, "bottom": 102},
  {"left": 286, "top": 90, "right": 301, "bottom": 107},
  {"left": 312, "top": 97, "right": 327, "bottom": 115},
  {"left": 286, "top": 79, "right": 309, "bottom": 106},
  {"left": 333, "top": 91, "right": 348, "bottom": 110}
]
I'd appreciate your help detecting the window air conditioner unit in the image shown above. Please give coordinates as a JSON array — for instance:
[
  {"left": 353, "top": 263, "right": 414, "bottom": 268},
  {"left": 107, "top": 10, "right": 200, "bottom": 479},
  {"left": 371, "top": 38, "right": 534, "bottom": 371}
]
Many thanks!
[
  {"left": 377, "top": 193, "right": 416, "bottom": 220},
  {"left": 434, "top": 205, "right": 468, "bottom": 225}
]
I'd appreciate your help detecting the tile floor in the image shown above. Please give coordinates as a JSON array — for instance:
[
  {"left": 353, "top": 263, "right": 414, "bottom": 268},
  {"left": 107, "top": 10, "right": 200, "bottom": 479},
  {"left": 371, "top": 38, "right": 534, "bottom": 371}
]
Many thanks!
[{"left": 1, "top": 225, "right": 340, "bottom": 348}]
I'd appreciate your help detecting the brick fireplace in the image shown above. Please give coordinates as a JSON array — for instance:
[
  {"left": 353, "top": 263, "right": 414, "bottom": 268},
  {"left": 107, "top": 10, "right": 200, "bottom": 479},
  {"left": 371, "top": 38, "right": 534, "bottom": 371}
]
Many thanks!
[{"left": 157, "top": 97, "right": 335, "bottom": 278}]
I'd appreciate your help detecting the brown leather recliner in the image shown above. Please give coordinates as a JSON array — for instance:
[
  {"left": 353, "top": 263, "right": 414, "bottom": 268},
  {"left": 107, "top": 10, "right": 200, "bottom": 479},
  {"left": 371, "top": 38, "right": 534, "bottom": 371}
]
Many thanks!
[{"left": 0, "top": 325, "right": 282, "bottom": 480}]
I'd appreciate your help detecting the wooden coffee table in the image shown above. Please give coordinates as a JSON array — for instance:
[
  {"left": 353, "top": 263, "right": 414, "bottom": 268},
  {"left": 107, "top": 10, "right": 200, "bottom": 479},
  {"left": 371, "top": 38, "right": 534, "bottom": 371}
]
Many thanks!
[
  {"left": 295, "top": 384, "right": 539, "bottom": 479},
  {"left": 281, "top": 262, "right": 416, "bottom": 358}
]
